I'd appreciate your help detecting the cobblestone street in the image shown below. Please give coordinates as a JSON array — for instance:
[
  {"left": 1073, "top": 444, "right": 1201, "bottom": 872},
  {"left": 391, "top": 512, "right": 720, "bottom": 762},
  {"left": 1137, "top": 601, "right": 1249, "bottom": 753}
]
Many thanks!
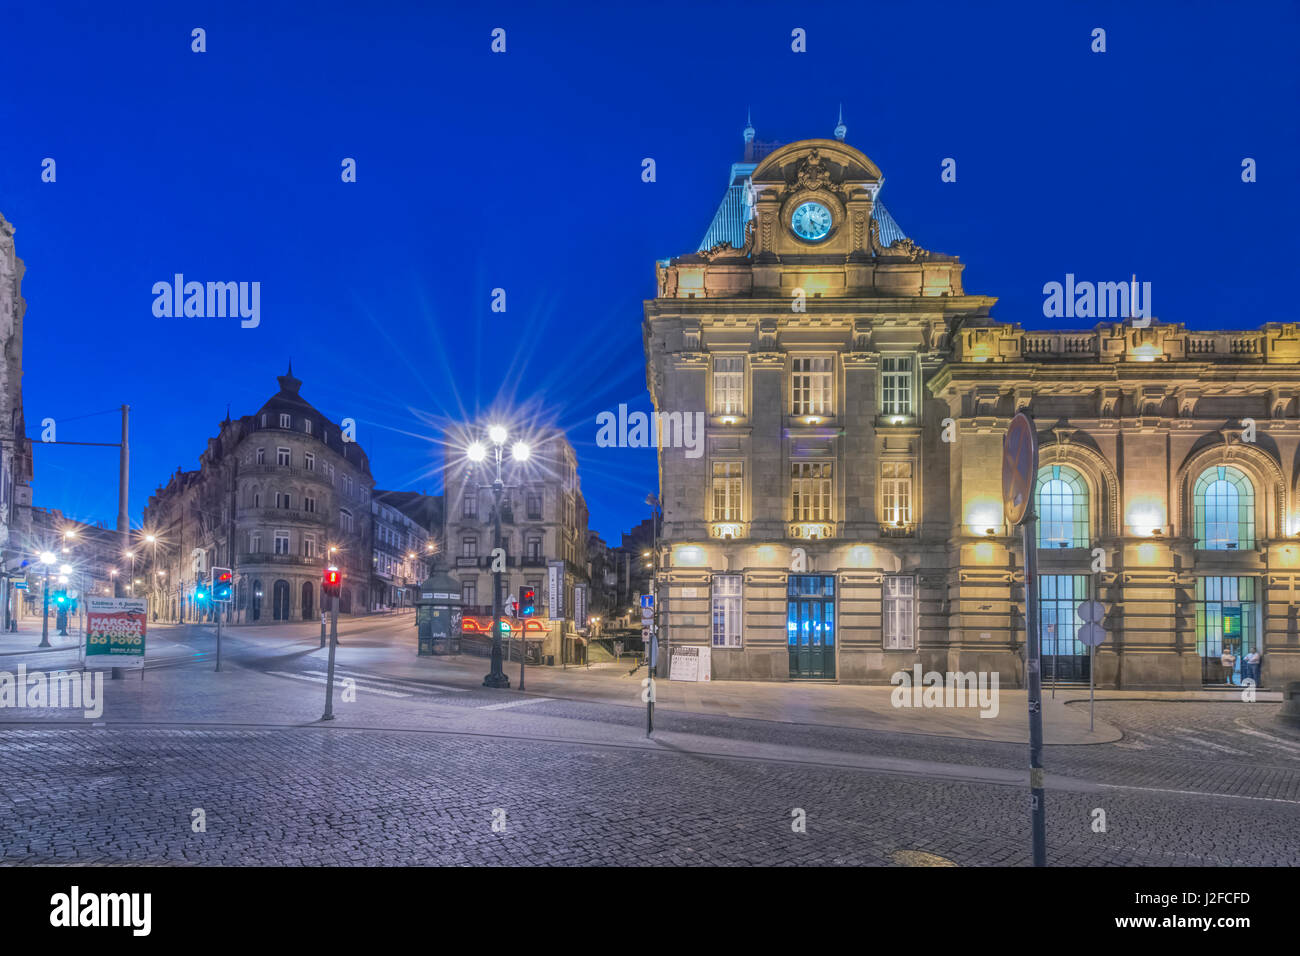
[{"left": 2, "top": 621, "right": 1298, "bottom": 866}]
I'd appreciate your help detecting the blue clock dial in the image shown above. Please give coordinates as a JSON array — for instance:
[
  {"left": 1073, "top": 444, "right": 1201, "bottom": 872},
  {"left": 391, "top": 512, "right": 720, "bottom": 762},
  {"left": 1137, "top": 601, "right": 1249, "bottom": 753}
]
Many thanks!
[{"left": 791, "top": 201, "right": 832, "bottom": 241}]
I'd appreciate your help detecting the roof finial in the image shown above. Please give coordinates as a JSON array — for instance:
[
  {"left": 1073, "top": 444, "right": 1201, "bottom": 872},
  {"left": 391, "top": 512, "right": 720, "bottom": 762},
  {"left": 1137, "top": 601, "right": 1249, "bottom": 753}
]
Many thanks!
[
  {"left": 834, "top": 104, "right": 846, "bottom": 141},
  {"left": 287, "top": 358, "right": 293, "bottom": 377},
  {"left": 743, "top": 107, "right": 755, "bottom": 145}
]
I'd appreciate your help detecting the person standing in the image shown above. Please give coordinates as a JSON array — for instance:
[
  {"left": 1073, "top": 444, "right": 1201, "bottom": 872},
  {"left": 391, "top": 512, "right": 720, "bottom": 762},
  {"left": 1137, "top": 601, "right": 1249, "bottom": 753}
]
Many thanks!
[
  {"left": 1220, "top": 645, "right": 1237, "bottom": 685},
  {"left": 1244, "top": 647, "right": 1261, "bottom": 685}
]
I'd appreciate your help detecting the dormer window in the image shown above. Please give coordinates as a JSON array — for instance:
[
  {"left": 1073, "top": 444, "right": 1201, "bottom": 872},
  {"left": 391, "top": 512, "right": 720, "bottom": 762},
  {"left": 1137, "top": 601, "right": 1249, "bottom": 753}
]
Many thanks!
[
  {"left": 304, "top": 419, "right": 312, "bottom": 436},
  {"left": 279, "top": 413, "right": 291, "bottom": 429}
]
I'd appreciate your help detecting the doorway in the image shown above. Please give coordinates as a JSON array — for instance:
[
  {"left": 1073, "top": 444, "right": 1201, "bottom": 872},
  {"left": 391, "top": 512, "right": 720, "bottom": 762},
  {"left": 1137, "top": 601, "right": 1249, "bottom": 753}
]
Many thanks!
[{"left": 787, "top": 575, "right": 836, "bottom": 679}]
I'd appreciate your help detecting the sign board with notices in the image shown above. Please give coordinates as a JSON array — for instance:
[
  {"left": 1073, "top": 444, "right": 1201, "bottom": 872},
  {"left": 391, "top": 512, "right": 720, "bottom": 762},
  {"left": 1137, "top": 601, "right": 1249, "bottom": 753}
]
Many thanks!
[
  {"left": 83, "top": 597, "right": 147, "bottom": 670},
  {"left": 669, "top": 644, "right": 711, "bottom": 682}
]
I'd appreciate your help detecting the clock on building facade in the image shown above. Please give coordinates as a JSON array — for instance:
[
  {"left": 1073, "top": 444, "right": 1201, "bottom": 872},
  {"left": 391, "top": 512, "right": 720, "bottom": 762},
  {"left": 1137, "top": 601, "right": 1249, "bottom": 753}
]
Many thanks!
[{"left": 790, "top": 200, "right": 832, "bottom": 241}]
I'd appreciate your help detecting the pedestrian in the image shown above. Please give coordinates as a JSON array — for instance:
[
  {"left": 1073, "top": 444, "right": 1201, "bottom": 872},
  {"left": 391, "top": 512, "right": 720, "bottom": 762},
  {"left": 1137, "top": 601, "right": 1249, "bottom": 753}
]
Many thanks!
[
  {"left": 1244, "top": 648, "right": 1261, "bottom": 685},
  {"left": 1220, "top": 645, "right": 1236, "bottom": 685}
]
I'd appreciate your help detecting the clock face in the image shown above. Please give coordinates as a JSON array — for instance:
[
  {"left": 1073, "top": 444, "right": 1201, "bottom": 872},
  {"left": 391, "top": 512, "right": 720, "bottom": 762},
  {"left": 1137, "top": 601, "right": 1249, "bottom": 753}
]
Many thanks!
[{"left": 791, "top": 201, "right": 832, "bottom": 241}]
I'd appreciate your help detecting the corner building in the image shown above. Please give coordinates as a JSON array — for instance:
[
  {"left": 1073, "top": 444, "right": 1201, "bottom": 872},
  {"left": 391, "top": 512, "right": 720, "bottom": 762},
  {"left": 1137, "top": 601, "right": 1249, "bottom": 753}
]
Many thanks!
[{"left": 644, "top": 132, "right": 1300, "bottom": 689}]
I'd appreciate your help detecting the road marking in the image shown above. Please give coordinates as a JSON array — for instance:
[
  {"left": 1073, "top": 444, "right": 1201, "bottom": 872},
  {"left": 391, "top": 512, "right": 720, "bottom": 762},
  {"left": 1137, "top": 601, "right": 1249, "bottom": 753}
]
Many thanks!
[
  {"left": 317, "top": 670, "right": 470, "bottom": 693},
  {"left": 1170, "top": 729, "right": 1250, "bottom": 755},
  {"left": 479, "top": 697, "right": 553, "bottom": 711},
  {"left": 1233, "top": 726, "right": 1300, "bottom": 755},
  {"left": 266, "top": 671, "right": 410, "bottom": 698},
  {"left": 1100, "top": 782, "right": 1300, "bottom": 806}
]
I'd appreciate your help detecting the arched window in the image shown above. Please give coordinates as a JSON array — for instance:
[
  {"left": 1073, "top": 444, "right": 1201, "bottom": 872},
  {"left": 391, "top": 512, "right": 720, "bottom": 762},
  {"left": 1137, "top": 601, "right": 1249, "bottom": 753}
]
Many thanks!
[
  {"left": 1194, "top": 465, "right": 1254, "bottom": 550},
  {"left": 1035, "top": 464, "right": 1089, "bottom": 548}
]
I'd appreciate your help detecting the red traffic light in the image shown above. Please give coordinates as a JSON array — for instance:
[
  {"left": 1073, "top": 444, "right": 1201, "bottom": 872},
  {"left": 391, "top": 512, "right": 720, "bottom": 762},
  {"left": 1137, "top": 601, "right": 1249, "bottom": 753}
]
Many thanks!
[
  {"left": 215, "top": 569, "right": 233, "bottom": 585},
  {"left": 322, "top": 566, "right": 341, "bottom": 597}
]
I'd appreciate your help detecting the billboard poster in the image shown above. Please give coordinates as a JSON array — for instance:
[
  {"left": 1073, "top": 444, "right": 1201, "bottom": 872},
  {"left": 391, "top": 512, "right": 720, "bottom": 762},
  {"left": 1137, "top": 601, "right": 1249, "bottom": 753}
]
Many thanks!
[
  {"left": 548, "top": 561, "right": 564, "bottom": 619},
  {"left": 84, "top": 597, "right": 148, "bottom": 670},
  {"left": 669, "top": 644, "right": 711, "bottom": 682}
]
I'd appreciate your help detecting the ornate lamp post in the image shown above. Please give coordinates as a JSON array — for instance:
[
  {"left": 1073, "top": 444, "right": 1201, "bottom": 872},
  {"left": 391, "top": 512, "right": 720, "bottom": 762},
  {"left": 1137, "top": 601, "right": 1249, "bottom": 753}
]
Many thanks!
[{"left": 468, "top": 425, "right": 530, "bottom": 689}]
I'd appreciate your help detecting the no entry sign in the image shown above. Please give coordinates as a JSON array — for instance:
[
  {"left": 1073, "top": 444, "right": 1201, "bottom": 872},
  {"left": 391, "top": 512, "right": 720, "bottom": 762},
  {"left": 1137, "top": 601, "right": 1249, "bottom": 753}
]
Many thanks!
[{"left": 1002, "top": 413, "right": 1038, "bottom": 526}]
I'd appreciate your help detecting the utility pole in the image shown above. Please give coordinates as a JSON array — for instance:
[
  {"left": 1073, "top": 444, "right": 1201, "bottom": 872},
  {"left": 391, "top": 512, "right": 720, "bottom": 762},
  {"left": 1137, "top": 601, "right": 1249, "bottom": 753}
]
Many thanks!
[{"left": 112, "top": 405, "right": 129, "bottom": 680}]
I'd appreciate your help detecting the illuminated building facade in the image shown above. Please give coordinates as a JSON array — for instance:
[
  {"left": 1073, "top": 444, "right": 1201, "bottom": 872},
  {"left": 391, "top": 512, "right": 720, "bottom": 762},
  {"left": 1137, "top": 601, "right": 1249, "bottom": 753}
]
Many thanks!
[{"left": 644, "top": 129, "right": 1300, "bottom": 688}]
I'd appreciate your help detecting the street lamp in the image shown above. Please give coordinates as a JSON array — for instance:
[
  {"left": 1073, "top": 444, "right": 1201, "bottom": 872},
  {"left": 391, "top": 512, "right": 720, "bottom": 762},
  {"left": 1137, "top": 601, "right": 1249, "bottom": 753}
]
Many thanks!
[
  {"left": 470, "top": 424, "right": 530, "bottom": 689},
  {"left": 37, "top": 551, "right": 56, "bottom": 648}
]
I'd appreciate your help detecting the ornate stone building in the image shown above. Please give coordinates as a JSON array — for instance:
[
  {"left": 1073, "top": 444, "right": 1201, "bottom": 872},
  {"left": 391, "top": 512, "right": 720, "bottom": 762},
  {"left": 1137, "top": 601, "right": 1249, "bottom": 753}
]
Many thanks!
[
  {"left": 371, "top": 490, "right": 442, "bottom": 609},
  {"left": 142, "top": 366, "right": 374, "bottom": 622},
  {"left": 442, "top": 427, "right": 589, "bottom": 622},
  {"left": 0, "top": 214, "right": 34, "bottom": 627},
  {"left": 644, "top": 128, "right": 1300, "bottom": 689}
]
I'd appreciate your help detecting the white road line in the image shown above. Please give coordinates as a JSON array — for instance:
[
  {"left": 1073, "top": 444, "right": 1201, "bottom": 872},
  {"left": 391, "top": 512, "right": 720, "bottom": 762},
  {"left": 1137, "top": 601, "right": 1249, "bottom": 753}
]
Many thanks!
[
  {"left": 316, "top": 670, "right": 469, "bottom": 693},
  {"left": 1170, "top": 729, "right": 1251, "bottom": 755},
  {"left": 1100, "top": 783, "right": 1300, "bottom": 806},
  {"left": 1234, "top": 727, "right": 1300, "bottom": 754},
  {"left": 265, "top": 671, "right": 410, "bottom": 698},
  {"left": 479, "top": 697, "right": 553, "bottom": 711}
]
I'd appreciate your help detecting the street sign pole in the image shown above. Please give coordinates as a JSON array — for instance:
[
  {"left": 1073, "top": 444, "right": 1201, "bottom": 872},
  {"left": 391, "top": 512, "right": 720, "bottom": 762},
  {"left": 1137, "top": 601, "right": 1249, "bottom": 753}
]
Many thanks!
[
  {"left": 1004, "top": 412, "right": 1046, "bottom": 867},
  {"left": 215, "top": 613, "right": 222, "bottom": 672},
  {"left": 323, "top": 593, "right": 339, "bottom": 721}
]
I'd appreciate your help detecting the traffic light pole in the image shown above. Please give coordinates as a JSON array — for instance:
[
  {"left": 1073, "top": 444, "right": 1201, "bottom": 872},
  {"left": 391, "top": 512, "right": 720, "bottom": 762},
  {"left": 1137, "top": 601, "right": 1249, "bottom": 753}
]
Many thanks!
[
  {"left": 322, "top": 592, "right": 339, "bottom": 720},
  {"left": 39, "top": 565, "right": 50, "bottom": 648},
  {"left": 215, "top": 613, "right": 222, "bottom": 672}
]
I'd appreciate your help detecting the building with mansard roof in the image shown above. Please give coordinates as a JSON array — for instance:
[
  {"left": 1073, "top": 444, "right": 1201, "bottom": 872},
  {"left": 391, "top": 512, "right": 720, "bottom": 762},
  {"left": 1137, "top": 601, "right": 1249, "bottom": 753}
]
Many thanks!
[
  {"left": 142, "top": 365, "right": 373, "bottom": 623},
  {"left": 644, "top": 120, "right": 1300, "bottom": 689}
]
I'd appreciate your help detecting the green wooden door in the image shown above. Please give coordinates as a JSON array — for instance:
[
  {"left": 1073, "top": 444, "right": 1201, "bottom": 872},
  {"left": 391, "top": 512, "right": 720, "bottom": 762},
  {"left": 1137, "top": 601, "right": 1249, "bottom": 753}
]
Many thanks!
[{"left": 788, "top": 575, "right": 836, "bottom": 679}]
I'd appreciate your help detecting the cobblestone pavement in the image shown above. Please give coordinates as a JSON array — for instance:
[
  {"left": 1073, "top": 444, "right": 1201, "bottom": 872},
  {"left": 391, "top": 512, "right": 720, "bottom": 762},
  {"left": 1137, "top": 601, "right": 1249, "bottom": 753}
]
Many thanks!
[{"left": 1, "top": 624, "right": 1297, "bottom": 866}]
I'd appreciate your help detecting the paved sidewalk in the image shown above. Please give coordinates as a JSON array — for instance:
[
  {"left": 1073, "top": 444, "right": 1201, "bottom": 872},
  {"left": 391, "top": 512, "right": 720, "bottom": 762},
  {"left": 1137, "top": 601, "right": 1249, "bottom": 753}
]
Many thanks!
[{"left": 0, "top": 618, "right": 81, "bottom": 656}]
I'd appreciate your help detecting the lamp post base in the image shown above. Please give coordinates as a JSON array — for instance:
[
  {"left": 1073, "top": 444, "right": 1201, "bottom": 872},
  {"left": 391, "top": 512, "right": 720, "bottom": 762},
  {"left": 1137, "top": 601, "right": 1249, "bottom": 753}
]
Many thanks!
[{"left": 482, "top": 672, "right": 511, "bottom": 689}]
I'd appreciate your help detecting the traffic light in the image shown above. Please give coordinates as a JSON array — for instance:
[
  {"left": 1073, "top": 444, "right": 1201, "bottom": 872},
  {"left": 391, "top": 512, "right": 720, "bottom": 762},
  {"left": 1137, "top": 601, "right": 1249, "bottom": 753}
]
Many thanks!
[
  {"left": 194, "top": 572, "right": 208, "bottom": 603},
  {"left": 212, "top": 567, "right": 233, "bottom": 603},
  {"left": 322, "top": 566, "right": 341, "bottom": 598},
  {"left": 518, "top": 586, "right": 536, "bottom": 618},
  {"left": 54, "top": 590, "right": 67, "bottom": 606}
]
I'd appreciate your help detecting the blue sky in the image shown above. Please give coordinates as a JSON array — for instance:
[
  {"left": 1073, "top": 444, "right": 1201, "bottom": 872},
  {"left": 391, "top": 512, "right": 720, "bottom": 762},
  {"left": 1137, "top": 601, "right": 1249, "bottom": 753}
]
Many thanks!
[{"left": 2, "top": 0, "right": 1296, "bottom": 541}]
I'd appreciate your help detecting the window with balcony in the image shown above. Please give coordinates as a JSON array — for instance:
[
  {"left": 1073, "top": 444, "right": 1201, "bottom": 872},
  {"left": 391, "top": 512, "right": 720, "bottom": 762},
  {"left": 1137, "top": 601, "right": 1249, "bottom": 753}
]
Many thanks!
[
  {"left": 277, "top": 447, "right": 290, "bottom": 467},
  {"left": 304, "top": 453, "right": 315, "bottom": 471},
  {"left": 1036, "top": 464, "right": 1089, "bottom": 548},
  {"left": 526, "top": 491, "right": 542, "bottom": 520},
  {"left": 249, "top": 532, "right": 261, "bottom": 553},
  {"left": 462, "top": 582, "right": 477, "bottom": 606},
  {"left": 275, "top": 491, "right": 292, "bottom": 510},
  {"left": 461, "top": 536, "right": 478, "bottom": 558},
  {"left": 304, "top": 495, "right": 316, "bottom": 514},
  {"left": 883, "top": 575, "right": 915, "bottom": 649},
  {"left": 1195, "top": 465, "right": 1255, "bottom": 550},
  {"left": 526, "top": 536, "right": 542, "bottom": 560},
  {"left": 256, "top": 448, "right": 265, "bottom": 465},
  {"left": 711, "top": 461, "right": 743, "bottom": 521},
  {"left": 712, "top": 355, "right": 745, "bottom": 416},
  {"left": 791, "top": 462, "right": 832, "bottom": 521},
  {"left": 880, "top": 461, "right": 913, "bottom": 526},
  {"left": 304, "top": 535, "right": 316, "bottom": 558},
  {"left": 880, "top": 356, "right": 914, "bottom": 416},
  {"left": 791, "top": 357, "right": 833, "bottom": 417},
  {"left": 340, "top": 508, "right": 354, "bottom": 534},
  {"left": 274, "top": 531, "right": 290, "bottom": 555}
]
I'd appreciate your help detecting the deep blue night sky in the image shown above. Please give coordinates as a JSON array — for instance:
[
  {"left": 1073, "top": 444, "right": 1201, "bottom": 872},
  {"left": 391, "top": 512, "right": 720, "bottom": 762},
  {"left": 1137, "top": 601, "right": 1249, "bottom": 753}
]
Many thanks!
[{"left": 2, "top": 1, "right": 1296, "bottom": 541}]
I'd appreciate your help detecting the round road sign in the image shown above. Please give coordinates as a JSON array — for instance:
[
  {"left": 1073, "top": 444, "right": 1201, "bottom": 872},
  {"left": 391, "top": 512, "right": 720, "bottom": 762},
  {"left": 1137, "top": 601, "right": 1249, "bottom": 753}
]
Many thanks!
[
  {"left": 1077, "top": 622, "right": 1106, "bottom": 647},
  {"left": 1076, "top": 600, "right": 1105, "bottom": 624},
  {"left": 1001, "top": 413, "right": 1038, "bottom": 526}
]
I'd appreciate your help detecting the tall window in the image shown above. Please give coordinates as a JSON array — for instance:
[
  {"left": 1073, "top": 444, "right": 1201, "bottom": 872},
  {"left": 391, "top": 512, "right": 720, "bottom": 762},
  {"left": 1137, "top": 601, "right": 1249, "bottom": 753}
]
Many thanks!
[
  {"left": 274, "top": 531, "right": 290, "bottom": 555},
  {"left": 303, "top": 419, "right": 312, "bottom": 436},
  {"left": 526, "top": 536, "right": 542, "bottom": 560},
  {"left": 277, "top": 447, "right": 290, "bottom": 466},
  {"left": 462, "top": 582, "right": 477, "bottom": 606},
  {"left": 883, "top": 575, "right": 914, "bottom": 649},
  {"left": 712, "top": 355, "right": 745, "bottom": 416},
  {"left": 1195, "top": 465, "right": 1254, "bottom": 550},
  {"left": 339, "top": 508, "right": 353, "bottom": 534},
  {"left": 249, "top": 532, "right": 261, "bottom": 553},
  {"left": 711, "top": 574, "right": 742, "bottom": 648},
  {"left": 526, "top": 491, "right": 542, "bottom": 519},
  {"left": 791, "top": 357, "right": 833, "bottom": 416},
  {"left": 275, "top": 491, "right": 291, "bottom": 510},
  {"left": 304, "top": 453, "right": 315, "bottom": 471},
  {"left": 279, "top": 413, "right": 291, "bottom": 428},
  {"left": 712, "top": 461, "right": 743, "bottom": 521},
  {"left": 303, "top": 535, "right": 316, "bottom": 558},
  {"left": 256, "top": 448, "right": 265, "bottom": 465},
  {"left": 1040, "top": 574, "right": 1089, "bottom": 661},
  {"left": 880, "top": 356, "right": 914, "bottom": 416},
  {"left": 304, "top": 495, "right": 316, "bottom": 513},
  {"left": 1036, "top": 464, "right": 1089, "bottom": 548},
  {"left": 880, "top": 461, "right": 913, "bottom": 526},
  {"left": 791, "top": 462, "right": 832, "bottom": 521},
  {"left": 461, "top": 536, "right": 478, "bottom": 558}
]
